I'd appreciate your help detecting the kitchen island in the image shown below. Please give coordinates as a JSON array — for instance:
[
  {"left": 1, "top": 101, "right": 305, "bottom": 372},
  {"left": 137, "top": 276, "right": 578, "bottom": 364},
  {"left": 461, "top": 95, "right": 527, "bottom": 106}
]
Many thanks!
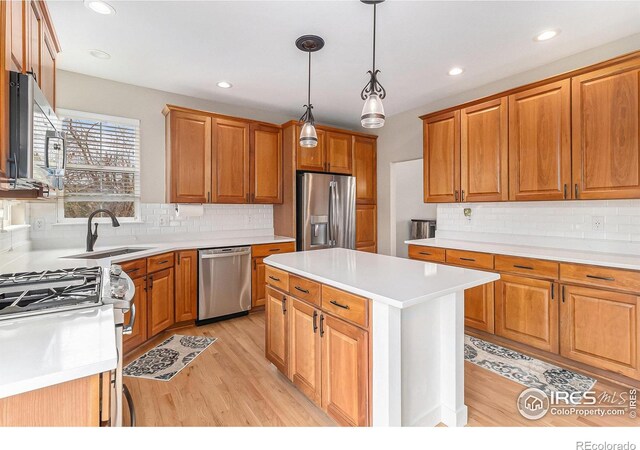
[{"left": 264, "top": 248, "right": 499, "bottom": 427}]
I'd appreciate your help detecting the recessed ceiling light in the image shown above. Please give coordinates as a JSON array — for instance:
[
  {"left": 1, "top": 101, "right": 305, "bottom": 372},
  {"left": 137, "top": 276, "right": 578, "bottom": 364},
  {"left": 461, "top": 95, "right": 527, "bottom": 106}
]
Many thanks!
[
  {"left": 89, "top": 49, "right": 111, "bottom": 60},
  {"left": 216, "top": 81, "right": 233, "bottom": 89},
  {"left": 84, "top": 0, "right": 116, "bottom": 15},
  {"left": 448, "top": 67, "right": 464, "bottom": 76},
  {"left": 535, "top": 29, "right": 559, "bottom": 42}
]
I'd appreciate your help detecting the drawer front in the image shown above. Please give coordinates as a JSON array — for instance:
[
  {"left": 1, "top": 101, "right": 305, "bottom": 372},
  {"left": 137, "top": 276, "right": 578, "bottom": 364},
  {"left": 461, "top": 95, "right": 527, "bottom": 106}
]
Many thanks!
[
  {"left": 120, "top": 258, "right": 147, "bottom": 279},
  {"left": 446, "top": 249, "right": 494, "bottom": 270},
  {"left": 289, "top": 274, "right": 321, "bottom": 306},
  {"left": 321, "top": 285, "right": 368, "bottom": 328},
  {"left": 265, "top": 265, "right": 289, "bottom": 292},
  {"left": 560, "top": 263, "right": 640, "bottom": 293},
  {"left": 252, "top": 242, "right": 296, "bottom": 258},
  {"left": 408, "top": 245, "right": 446, "bottom": 263},
  {"left": 147, "top": 252, "right": 175, "bottom": 273},
  {"left": 495, "top": 255, "right": 559, "bottom": 280}
]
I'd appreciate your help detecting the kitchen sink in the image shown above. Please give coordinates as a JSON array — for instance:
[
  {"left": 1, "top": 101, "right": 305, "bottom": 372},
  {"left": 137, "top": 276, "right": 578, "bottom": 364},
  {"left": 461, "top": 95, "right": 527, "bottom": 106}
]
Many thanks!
[{"left": 63, "top": 247, "right": 153, "bottom": 260}]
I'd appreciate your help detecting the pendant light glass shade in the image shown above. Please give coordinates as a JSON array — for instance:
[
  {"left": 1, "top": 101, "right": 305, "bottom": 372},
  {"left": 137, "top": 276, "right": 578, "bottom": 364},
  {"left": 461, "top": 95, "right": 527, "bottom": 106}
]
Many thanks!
[
  {"left": 361, "top": 93, "right": 385, "bottom": 128},
  {"left": 299, "top": 121, "right": 318, "bottom": 148}
]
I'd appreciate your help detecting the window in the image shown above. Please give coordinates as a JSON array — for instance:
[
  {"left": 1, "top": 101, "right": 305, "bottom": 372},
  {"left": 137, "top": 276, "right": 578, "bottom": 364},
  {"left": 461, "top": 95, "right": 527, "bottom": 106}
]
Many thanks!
[{"left": 57, "top": 110, "right": 140, "bottom": 221}]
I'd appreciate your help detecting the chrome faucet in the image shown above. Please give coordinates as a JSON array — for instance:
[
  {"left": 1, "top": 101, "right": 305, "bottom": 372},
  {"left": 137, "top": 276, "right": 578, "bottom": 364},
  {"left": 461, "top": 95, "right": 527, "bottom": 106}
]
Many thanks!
[{"left": 86, "top": 209, "right": 120, "bottom": 252}]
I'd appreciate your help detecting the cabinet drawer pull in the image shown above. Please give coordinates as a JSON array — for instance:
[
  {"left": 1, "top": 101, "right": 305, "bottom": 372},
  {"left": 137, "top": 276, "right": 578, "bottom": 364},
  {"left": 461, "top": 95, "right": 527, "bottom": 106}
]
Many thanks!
[
  {"left": 312, "top": 310, "right": 318, "bottom": 333},
  {"left": 268, "top": 275, "right": 281, "bottom": 282},
  {"left": 157, "top": 260, "right": 169, "bottom": 265},
  {"left": 419, "top": 251, "right": 432, "bottom": 256},
  {"left": 269, "top": 248, "right": 281, "bottom": 252},
  {"left": 127, "top": 268, "right": 140, "bottom": 274},
  {"left": 294, "top": 286, "right": 310, "bottom": 294},
  {"left": 329, "top": 300, "right": 350, "bottom": 310},
  {"left": 459, "top": 257, "right": 476, "bottom": 262},
  {"left": 513, "top": 264, "right": 534, "bottom": 270},
  {"left": 586, "top": 274, "right": 615, "bottom": 282}
]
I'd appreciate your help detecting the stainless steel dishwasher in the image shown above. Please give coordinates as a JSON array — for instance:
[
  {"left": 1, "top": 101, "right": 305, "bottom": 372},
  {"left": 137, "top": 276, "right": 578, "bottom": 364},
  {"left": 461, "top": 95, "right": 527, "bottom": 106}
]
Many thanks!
[{"left": 197, "top": 246, "right": 251, "bottom": 324}]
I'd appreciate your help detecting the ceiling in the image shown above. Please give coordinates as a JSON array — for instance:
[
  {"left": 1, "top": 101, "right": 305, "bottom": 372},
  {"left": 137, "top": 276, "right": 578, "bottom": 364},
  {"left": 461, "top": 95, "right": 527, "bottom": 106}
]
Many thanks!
[{"left": 48, "top": 1, "right": 640, "bottom": 129}]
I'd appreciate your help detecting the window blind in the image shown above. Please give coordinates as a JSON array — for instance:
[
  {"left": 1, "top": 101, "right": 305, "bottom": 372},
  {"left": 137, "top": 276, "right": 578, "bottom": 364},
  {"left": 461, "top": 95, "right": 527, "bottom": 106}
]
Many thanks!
[{"left": 58, "top": 111, "right": 140, "bottom": 219}]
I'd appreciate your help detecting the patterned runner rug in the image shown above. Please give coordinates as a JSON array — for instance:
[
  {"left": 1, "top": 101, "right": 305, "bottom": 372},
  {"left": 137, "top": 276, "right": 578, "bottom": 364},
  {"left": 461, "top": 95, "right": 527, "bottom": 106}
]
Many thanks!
[
  {"left": 464, "top": 335, "right": 596, "bottom": 396},
  {"left": 124, "top": 334, "right": 216, "bottom": 381}
]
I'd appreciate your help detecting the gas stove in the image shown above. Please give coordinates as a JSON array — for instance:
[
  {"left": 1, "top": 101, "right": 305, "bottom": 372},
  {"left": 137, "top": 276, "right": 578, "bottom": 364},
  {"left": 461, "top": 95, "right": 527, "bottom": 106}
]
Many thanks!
[{"left": 0, "top": 267, "right": 103, "bottom": 320}]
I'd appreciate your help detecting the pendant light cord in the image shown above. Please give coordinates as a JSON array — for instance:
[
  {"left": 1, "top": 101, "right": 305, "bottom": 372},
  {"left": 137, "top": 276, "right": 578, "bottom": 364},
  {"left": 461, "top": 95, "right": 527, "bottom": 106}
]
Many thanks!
[
  {"left": 372, "top": 4, "right": 376, "bottom": 73},
  {"left": 308, "top": 51, "right": 312, "bottom": 106}
]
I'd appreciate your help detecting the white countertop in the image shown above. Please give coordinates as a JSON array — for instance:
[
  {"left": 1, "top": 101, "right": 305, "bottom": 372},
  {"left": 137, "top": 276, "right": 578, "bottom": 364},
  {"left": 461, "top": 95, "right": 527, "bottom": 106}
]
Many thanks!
[
  {"left": 0, "top": 235, "right": 295, "bottom": 273},
  {"left": 265, "top": 248, "right": 499, "bottom": 309},
  {"left": 406, "top": 238, "right": 640, "bottom": 271},
  {"left": 0, "top": 305, "right": 117, "bottom": 399}
]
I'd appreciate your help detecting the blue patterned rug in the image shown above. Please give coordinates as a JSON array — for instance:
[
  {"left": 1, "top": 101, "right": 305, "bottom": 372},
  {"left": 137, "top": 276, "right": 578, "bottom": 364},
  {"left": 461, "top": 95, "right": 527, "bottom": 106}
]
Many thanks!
[
  {"left": 464, "top": 335, "right": 596, "bottom": 396},
  {"left": 124, "top": 335, "right": 216, "bottom": 381}
]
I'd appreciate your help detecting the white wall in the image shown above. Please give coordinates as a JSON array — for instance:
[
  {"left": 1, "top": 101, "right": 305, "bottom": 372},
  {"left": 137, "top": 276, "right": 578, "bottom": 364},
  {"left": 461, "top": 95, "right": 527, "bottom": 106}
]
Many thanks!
[
  {"left": 375, "top": 33, "right": 640, "bottom": 256},
  {"left": 391, "top": 159, "right": 436, "bottom": 258},
  {"left": 56, "top": 70, "right": 292, "bottom": 204}
]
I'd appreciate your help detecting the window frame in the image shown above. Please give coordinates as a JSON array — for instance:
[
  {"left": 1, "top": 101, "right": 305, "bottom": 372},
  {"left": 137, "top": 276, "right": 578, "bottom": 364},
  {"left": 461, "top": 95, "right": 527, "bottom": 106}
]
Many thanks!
[{"left": 55, "top": 109, "right": 141, "bottom": 224}]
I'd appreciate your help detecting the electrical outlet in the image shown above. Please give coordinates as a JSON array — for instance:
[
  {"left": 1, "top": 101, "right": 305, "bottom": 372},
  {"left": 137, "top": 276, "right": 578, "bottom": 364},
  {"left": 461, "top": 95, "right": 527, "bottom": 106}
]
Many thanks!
[
  {"left": 34, "top": 219, "right": 44, "bottom": 231},
  {"left": 592, "top": 216, "right": 604, "bottom": 232},
  {"left": 159, "top": 216, "right": 169, "bottom": 226}
]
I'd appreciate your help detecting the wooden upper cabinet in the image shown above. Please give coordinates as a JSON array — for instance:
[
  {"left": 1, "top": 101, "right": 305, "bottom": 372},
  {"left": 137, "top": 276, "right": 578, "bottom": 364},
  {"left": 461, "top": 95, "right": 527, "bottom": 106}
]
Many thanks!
[
  {"left": 326, "top": 132, "right": 352, "bottom": 175},
  {"left": 509, "top": 80, "right": 571, "bottom": 201},
  {"left": 250, "top": 123, "right": 282, "bottom": 203},
  {"left": 461, "top": 97, "right": 508, "bottom": 202},
  {"left": 423, "top": 111, "right": 460, "bottom": 203},
  {"left": 39, "top": 23, "right": 56, "bottom": 108},
  {"left": 297, "top": 126, "right": 326, "bottom": 172},
  {"left": 321, "top": 314, "right": 369, "bottom": 427},
  {"left": 572, "top": 59, "right": 640, "bottom": 199},
  {"left": 560, "top": 285, "right": 639, "bottom": 379},
  {"left": 166, "top": 110, "right": 212, "bottom": 203},
  {"left": 175, "top": 250, "right": 198, "bottom": 322},
  {"left": 495, "top": 274, "right": 559, "bottom": 353},
  {"left": 212, "top": 117, "right": 250, "bottom": 203},
  {"left": 27, "top": 1, "right": 41, "bottom": 83},
  {"left": 8, "top": 0, "right": 25, "bottom": 73},
  {"left": 353, "top": 136, "right": 377, "bottom": 204}
]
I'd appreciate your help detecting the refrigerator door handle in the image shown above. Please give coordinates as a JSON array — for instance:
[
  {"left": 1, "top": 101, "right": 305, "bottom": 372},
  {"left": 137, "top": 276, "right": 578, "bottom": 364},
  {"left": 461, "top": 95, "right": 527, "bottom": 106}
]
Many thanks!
[{"left": 328, "top": 181, "right": 335, "bottom": 246}]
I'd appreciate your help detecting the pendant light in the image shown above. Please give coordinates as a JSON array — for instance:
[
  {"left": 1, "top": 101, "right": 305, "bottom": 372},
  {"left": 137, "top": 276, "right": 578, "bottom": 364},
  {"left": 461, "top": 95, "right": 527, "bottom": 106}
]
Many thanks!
[
  {"left": 360, "top": 0, "right": 386, "bottom": 129},
  {"left": 296, "top": 35, "right": 325, "bottom": 148}
]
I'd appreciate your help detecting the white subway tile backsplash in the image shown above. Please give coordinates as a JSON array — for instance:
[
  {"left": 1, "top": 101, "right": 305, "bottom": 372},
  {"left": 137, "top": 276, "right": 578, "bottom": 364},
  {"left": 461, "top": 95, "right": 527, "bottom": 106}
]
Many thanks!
[
  {"left": 27, "top": 202, "right": 274, "bottom": 248},
  {"left": 437, "top": 200, "right": 640, "bottom": 254}
]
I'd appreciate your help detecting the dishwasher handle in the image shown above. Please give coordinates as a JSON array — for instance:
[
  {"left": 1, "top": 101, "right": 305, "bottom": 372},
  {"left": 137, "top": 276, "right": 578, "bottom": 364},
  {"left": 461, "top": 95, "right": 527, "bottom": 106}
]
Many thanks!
[{"left": 201, "top": 250, "right": 251, "bottom": 259}]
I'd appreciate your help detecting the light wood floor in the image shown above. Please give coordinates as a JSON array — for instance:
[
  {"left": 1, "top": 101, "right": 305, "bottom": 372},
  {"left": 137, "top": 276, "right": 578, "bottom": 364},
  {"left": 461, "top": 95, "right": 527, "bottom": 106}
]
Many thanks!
[{"left": 124, "top": 312, "right": 639, "bottom": 427}]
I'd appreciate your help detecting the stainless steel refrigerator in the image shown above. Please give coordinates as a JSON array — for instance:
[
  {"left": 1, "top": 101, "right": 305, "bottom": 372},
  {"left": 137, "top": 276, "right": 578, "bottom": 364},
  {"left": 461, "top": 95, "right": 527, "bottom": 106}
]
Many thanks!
[{"left": 296, "top": 172, "right": 356, "bottom": 251}]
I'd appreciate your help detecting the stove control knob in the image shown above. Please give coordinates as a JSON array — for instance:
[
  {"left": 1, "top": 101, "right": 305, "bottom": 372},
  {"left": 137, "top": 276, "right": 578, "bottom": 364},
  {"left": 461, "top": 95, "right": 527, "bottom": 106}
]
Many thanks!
[{"left": 110, "top": 264, "right": 123, "bottom": 277}]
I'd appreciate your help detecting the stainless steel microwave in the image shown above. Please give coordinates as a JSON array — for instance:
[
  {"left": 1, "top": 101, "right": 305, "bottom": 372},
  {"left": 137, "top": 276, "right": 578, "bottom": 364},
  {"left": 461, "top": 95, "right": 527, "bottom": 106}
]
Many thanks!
[{"left": 7, "top": 71, "right": 66, "bottom": 192}]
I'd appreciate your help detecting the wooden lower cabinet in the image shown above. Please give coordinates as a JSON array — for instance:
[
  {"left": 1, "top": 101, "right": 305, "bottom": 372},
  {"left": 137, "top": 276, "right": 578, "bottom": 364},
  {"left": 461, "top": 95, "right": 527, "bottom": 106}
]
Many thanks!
[
  {"left": 0, "top": 374, "right": 102, "bottom": 426},
  {"left": 464, "top": 282, "right": 495, "bottom": 334},
  {"left": 321, "top": 313, "right": 369, "bottom": 427},
  {"left": 252, "top": 257, "right": 267, "bottom": 308},
  {"left": 175, "top": 250, "right": 198, "bottom": 322},
  {"left": 123, "top": 275, "right": 148, "bottom": 354},
  {"left": 289, "top": 299, "right": 322, "bottom": 404},
  {"left": 265, "top": 272, "right": 371, "bottom": 426},
  {"left": 265, "top": 286, "right": 288, "bottom": 374},
  {"left": 560, "top": 285, "right": 639, "bottom": 379},
  {"left": 147, "top": 268, "right": 175, "bottom": 338},
  {"left": 495, "top": 275, "right": 559, "bottom": 353}
]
